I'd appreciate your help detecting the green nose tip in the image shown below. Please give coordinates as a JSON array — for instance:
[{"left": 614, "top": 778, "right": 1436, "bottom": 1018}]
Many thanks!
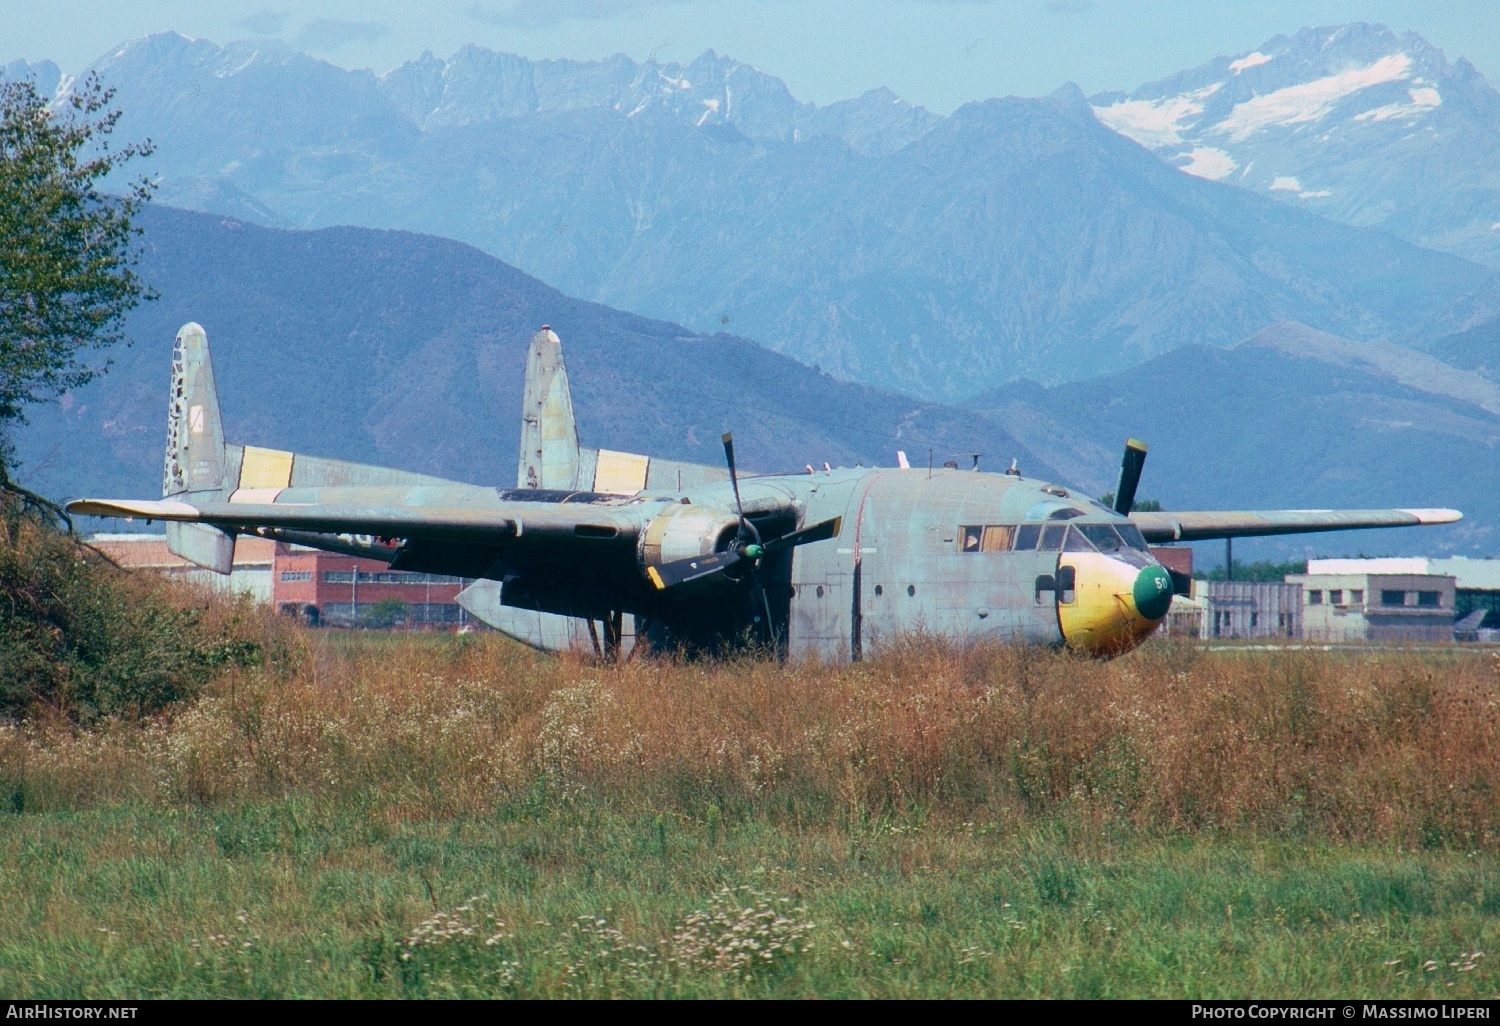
[
  {"left": 743, "top": 543, "right": 764, "bottom": 560},
  {"left": 1132, "top": 565, "right": 1174, "bottom": 621}
]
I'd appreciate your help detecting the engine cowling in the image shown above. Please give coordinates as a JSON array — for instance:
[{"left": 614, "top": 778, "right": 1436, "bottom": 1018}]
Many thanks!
[{"left": 638, "top": 504, "right": 741, "bottom": 590}]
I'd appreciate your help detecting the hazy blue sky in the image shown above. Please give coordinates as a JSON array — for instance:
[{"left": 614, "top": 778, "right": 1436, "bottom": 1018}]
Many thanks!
[{"left": 5, "top": 0, "right": 1499, "bottom": 113}]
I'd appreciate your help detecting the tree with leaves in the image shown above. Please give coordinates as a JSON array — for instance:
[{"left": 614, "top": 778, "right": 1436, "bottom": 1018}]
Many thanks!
[{"left": 0, "top": 72, "right": 154, "bottom": 476}]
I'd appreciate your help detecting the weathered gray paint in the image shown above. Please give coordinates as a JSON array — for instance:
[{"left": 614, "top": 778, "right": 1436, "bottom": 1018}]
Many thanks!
[{"left": 72, "top": 322, "right": 1463, "bottom": 663}]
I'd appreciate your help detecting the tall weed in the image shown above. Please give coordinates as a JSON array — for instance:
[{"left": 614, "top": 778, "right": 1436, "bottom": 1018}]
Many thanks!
[{"left": 2, "top": 627, "right": 1497, "bottom": 847}]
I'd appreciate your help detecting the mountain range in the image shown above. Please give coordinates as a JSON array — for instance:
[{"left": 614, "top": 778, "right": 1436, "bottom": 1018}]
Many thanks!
[{"left": 6, "top": 29, "right": 1496, "bottom": 401}]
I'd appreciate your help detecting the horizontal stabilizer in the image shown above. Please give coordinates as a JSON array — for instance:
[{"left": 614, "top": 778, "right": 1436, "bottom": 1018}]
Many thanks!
[{"left": 1131, "top": 507, "right": 1461, "bottom": 542}]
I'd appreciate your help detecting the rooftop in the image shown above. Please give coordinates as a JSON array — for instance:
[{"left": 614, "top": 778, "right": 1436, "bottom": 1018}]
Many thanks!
[
  {"left": 88, "top": 533, "right": 274, "bottom": 569},
  {"left": 1307, "top": 557, "right": 1500, "bottom": 589}
]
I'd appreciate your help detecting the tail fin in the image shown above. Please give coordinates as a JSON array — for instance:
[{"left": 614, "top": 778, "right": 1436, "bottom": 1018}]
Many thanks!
[
  {"left": 517, "top": 326, "right": 582, "bottom": 489},
  {"left": 162, "top": 323, "right": 235, "bottom": 572},
  {"left": 514, "top": 325, "right": 729, "bottom": 496},
  {"left": 163, "top": 322, "right": 226, "bottom": 495}
]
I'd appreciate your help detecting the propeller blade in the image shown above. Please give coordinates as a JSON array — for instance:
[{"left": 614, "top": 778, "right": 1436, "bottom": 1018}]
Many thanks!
[
  {"left": 722, "top": 432, "right": 748, "bottom": 535},
  {"left": 748, "top": 563, "right": 775, "bottom": 641},
  {"left": 646, "top": 549, "right": 746, "bottom": 590},
  {"left": 1114, "top": 438, "right": 1148, "bottom": 515},
  {"left": 762, "top": 516, "right": 843, "bottom": 553}
]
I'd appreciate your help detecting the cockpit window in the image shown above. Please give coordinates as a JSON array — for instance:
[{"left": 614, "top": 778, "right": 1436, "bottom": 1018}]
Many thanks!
[
  {"left": 956, "top": 522, "right": 1140, "bottom": 555},
  {"left": 1064, "top": 526, "right": 1095, "bottom": 552},
  {"left": 1047, "top": 507, "right": 1086, "bottom": 521},
  {"left": 1065, "top": 523, "right": 1151, "bottom": 554},
  {"left": 1078, "top": 524, "right": 1125, "bottom": 552}
]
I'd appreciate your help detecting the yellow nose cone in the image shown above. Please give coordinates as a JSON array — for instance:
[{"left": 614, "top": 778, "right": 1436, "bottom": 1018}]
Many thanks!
[{"left": 1058, "top": 553, "right": 1172, "bottom": 657}]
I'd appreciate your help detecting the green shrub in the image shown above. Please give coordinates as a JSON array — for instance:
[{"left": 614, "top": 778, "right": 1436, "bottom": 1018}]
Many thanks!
[
  {"left": 0, "top": 500, "right": 267, "bottom": 721},
  {"left": 360, "top": 598, "right": 409, "bottom": 630}
]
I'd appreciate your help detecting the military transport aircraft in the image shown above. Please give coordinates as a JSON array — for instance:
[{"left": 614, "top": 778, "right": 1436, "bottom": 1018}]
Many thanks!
[{"left": 68, "top": 324, "right": 1461, "bottom": 660}]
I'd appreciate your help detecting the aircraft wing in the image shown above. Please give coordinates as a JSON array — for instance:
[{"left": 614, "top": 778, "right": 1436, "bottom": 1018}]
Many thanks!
[
  {"left": 1130, "top": 508, "right": 1461, "bottom": 543},
  {"left": 64, "top": 497, "right": 644, "bottom": 544}
]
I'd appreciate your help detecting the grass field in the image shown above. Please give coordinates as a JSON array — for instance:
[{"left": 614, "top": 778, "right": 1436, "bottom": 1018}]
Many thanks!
[{"left": 2, "top": 631, "right": 1498, "bottom": 998}]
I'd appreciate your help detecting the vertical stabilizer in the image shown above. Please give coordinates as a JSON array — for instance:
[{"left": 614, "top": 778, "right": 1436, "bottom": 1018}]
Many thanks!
[
  {"left": 162, "top": 323, "right": 235, "bottom": 573},
  {"left": 163, "top": 323, "right": 226, "bottom": 495},
  {"left": 517, "top": 327, "right": 581, "bottom": 489}
]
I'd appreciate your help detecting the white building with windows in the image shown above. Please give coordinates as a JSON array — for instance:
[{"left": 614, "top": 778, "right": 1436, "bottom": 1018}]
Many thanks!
[
  {"left": 1285, "top": 560, "right": 1456, "bottom": 642},
  {"left": 1199, "top": 581, "right": 1303, "bottom": 640}
]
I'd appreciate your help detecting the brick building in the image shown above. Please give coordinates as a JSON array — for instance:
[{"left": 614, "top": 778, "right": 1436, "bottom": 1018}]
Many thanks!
[{"left": 271, "top": 545, "right": 472, "bottom": 627}]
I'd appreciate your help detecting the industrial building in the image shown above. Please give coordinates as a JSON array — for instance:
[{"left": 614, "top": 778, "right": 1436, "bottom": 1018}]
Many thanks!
[
  {"left": 90, "top": 534, "right": 475, "bottom": 629},
  {"left": 1396, "top": 558, "right": 1500, "bottom": 636},
  {"left": 1286, "top": 559, "right": 1458, "bottom": 642},
  {"left": 1199, "top": 581, "right": 1304, "bottom": 640}
]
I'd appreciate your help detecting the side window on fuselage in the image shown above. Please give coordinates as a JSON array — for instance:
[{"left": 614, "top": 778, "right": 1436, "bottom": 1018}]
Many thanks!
[
  {"left": 981, "top": 525, "right": 1013, "bottom": 552},
  {"left": 1014, "top": 524, "right": 1041, "bottom": 550},
  {"left": 958, "top": 525, "right": 1018, "bottom": 553}
]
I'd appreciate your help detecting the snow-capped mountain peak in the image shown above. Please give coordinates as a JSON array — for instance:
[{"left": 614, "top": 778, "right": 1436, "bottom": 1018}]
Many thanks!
[{"left": 1091, "top": 22, "right": 1500, "bottom": 268}]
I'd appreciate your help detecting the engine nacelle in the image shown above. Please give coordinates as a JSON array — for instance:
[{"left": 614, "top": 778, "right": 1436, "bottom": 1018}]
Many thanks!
[{"left": 638, "top": 504, "right": 741, "bottom": 589}]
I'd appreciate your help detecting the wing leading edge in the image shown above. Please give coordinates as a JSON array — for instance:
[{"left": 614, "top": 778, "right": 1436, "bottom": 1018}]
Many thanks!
[
  {"left": 1130, "top": 508, "right": 1461, "bottom": 543},
  {"left": 64, "top": 496, "right": 644, "bottom": 545}
]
